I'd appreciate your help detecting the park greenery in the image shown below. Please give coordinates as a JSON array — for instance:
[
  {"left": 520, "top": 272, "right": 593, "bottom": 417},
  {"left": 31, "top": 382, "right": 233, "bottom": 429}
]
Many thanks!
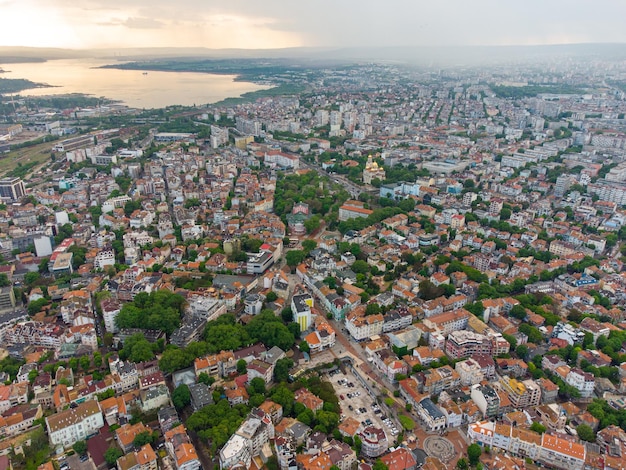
[
  {"left": 158, "top": 311, "right": 299, "bottom": 374},
  {"left": 115, "top": 290, "right": 187, "bottom": 335}
]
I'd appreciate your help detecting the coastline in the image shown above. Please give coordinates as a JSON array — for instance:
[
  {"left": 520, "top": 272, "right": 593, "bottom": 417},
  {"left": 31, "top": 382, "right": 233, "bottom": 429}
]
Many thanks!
[
  {"left": 0, "top": 78, "right": 55, "bottom": 95},
  {"left": 99, "top": 61, "right": 305, "bottom": 106}
]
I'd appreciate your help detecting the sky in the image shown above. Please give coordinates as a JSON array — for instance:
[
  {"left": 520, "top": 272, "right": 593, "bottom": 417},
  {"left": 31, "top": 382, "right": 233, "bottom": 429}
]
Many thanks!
[{"left": 2, "top": 0, "right": 626, "bottom": 50}]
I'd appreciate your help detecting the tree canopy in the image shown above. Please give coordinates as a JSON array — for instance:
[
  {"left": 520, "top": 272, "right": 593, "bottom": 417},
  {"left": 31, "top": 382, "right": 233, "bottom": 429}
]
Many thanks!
[
  {"left": 187, "top": 399, "right": 250, "bottom": 453},
  {"left": 172, "top": 384, "right": 191, "bottom": 411},
  {"left": 116, "top": 290, "right": 187, "bottom": 335}
]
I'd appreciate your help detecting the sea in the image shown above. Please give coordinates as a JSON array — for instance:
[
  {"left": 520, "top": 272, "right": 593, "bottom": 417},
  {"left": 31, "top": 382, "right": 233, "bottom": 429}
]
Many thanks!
[{"left": 0, "top": 58, "right": 270, "bottom": 109}]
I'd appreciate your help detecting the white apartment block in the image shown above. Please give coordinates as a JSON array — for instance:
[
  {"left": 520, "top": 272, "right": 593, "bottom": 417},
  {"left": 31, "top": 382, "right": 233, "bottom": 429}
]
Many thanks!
[
  {"left": 46, "top": 400, "right": 104, "bottom": 448},
  {"left": 101, "top": 298, "right": 122, "bottom": 333},
  {"left": 346, "top": 313, "right": 383, "bottom": 341},
  {"left": 565, "top": 368, "right": 595, "bottom": 398}
]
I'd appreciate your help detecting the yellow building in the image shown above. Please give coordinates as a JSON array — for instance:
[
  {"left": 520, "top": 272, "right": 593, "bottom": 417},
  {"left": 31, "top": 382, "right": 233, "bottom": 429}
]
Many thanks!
[{"left": 363, "top": 155, "right": 386, "bottom": 184}]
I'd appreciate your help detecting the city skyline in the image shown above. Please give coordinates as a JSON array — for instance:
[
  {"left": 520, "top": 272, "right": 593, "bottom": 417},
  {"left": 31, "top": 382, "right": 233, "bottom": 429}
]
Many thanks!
[{"left": 2, "top": 0, "right": 626, "bottom": 50}]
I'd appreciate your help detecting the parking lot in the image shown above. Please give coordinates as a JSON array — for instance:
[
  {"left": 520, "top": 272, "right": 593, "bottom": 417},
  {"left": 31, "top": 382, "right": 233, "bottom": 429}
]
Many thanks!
[{"left": 325, "top": 367, "right": 400, "bottom": 440}]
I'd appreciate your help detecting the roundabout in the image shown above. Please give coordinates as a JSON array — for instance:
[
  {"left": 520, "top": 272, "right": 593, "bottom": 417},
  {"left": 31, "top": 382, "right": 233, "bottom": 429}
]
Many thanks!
[{"left": 422, "top": 435, "right": 456, "bottom": 462}]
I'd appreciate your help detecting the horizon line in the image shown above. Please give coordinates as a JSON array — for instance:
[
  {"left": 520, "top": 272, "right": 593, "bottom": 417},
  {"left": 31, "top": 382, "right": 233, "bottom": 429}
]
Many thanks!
[{"left": 2, "top": 42, "right": 626, "bottom": 52}]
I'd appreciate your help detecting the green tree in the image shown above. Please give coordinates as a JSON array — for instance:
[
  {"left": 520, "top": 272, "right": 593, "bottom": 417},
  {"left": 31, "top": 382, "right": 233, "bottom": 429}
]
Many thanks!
[
  {"left": 510, "top": 305, "right": 527, "bottom": 320},
  {"left": 28, "top": 369, "right": 38, "bottom": 383},
  {"left": 270, "top": 384, "right": 295, "bottom": 415},
  {"left": 503, "top": 334, "right": 517, "bottom": 350},
  {"left": 530, "top": 422, "right": 546, "bottom": 434},
  {"left": 352, "top": 260, "right": 370, "bottom": 274},
  {"left": 456, "top": 458, "right": 468, "bottom": 470},
  {"left": 365, "top": 303, "right": 381, "bottom": 315},
  {"left": 302, "top": 239, "right": 317, "bottom": 254},
  {"left": 133, "top": 431, "right": 155, "bottom": 447},
  {"left": 354, "top": 435, "right": 362, "bottom": 455},
  {"left": 315, "top": 410, "right": 340, "bottom": 434},
  {"left": 515, "top": 344, "right": 529, "bottom": 359},
  {"left": 93, "top": 351, "right": 102, "bottom": 369},
  {"left": 576, "top": 424, "right": 596, "bottom": 442},
  {"left": 172, "top": 384, "right": 191, "bottom": 411},
  {"left": 198, "top": 372, "right": 215, "bottom": 386},
  {"left": 105, "top": 446, "right": 123, "bottom": 465},
  {"left": 24, "top": 272, "right": 40, "bottom": 286},
  {"left": 274, "top": 357, "right": 294, "bottom": 383},
  {"left": 249, "top": 377, "right": 266, "bottom": 395},
  {"left": 373, "top": 460, "right": 389, "bottom": 470},
  {"left": 237, "top": 359, "right": 247, "bottom": 375},
  {"left": 419, "top": 280, "right": 444, "bottom": 301},
  {"left": 116, "top": 290, "right": 186, "bottom": 336},
  {"left": 73, "top": 440, "right": 88, "bottom": 456},
  {"left": 299, "top": 341, "right": 310, "bottom": 354},
  {"left": 124, "top": 199, "right": 141, "bottom": 217},
  {"left": 27, "top": 298, "right": 49, "bottom": 315},
  {"left": 121, "top": 334, "right": 155, "bottom": 363},
  {"left": 468, "top": 443, "right": 482, "bottom": 466},
  {"left": 281, "top": 307, "right": 293, "bottom": 323},
  {"left": 286, "top": 250, "right": 306, "bottom": 268},
  {"left": 265, "top": 291, "right": 278, "bottom": 303},
  {"left": 79, "top": 355, "right": 91, "bottom": 372}
]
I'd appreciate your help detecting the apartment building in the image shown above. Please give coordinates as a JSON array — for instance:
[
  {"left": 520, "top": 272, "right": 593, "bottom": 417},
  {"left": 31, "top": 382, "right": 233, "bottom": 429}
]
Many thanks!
[
  {"left": 416, "top": 397, "right": 447, "bottom": 432},
  {"left": 471, "top": 384, "right": 500, "bottom": 418},
  {"left": 469, "top": 421, "right": 586, "bottom": 470},
  {"left": 220, "top": 409, "right": 273, "bottom": 469},
  {"left": 46, "top": 400, "right": 104, "bottom": 448},
  {"left": 346, "top": 309, "right": 383, "bottom": 341},
  {"left": 445, "top": 330, "right": 493, "bottom": 359},
  {"left": 499, "top": 376, "right": 541, "bottom": 408},
  {"left": 0, "top": 178, "right": 26, "bottom": 201},
  {"left": 565, "top": 368, "right": 595, "bottom": 398},
  {"left": 164, "top": 425, "right": 201, "bottom": 470},
  {"left": 338, "top": 200, "right": 373, "bottom": 221},
  {"left": 101, "top": 298, "right": 122, "bottom": 333},
  {"left": 421, "top": 365, "right": 461, "bottom": 395},
  {"left": 423, "top": 309, "right": 470, "bottom": 336},
  {"left": 358, "top": 426, "right": 388, "bottom": 458},
  {"left": 455, "top": 358, "right": 485, "bottom": 386}
]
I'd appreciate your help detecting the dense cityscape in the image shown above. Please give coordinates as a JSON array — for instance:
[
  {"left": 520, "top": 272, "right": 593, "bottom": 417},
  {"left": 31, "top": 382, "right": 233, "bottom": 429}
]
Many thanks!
[{"left": 1, "top": 50, "right": 626, "bottom": 470}]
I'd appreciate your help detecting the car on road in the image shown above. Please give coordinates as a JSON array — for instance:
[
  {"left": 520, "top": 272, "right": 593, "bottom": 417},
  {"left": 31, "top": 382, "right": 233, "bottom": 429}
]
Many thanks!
[{"left": 340, "top": 395, "right": 345, "bottom": 400}]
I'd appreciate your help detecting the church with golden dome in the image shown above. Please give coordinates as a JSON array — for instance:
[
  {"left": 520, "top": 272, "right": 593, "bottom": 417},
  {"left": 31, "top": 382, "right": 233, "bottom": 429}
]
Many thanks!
[{"left": 363, "top": 155, "right": 386, "bottom": 184}]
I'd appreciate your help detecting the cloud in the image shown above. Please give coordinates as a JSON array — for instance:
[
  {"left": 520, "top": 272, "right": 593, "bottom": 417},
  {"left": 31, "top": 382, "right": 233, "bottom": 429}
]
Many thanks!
[
  {"left": 123, "top": 17, "right": 164, "bottom": 29},
  {"left": 5, "top": 0, "right": 626, "bottom": 50},
  {"left": 96, "top": 16, "right": 164, "bottom": 29}
]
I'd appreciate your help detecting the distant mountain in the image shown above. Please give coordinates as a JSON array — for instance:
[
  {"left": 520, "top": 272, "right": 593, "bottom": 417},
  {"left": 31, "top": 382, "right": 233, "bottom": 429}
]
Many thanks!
[
  {"left": 0, "top": 46, "right": 91, "bottom": 63},
  {"left": 1, "top": 43, "right": 626, "bottom": 66}
]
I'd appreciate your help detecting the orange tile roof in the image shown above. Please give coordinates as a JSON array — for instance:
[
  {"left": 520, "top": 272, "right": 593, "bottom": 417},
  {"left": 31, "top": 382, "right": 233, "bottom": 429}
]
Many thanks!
[
  {"left": 380, "top": 448, "right": 417, "bottom": 470},
  {"left": 175, "top": 443, "right": 199, "bottom": 466},
  {"left": 338, "top": 417, "right": 361, "bottom": 436},
  {"left": 542, "top": 433, "right": 585, "bottom": 459},
  {"left": 116, "top": 422, "right": 151, "bottom": 448},
  {"left": 136, "top": 444, "right": 157, "bottom": 465},
  {"left": 297, "top": 452, "right": 332, "bottom": 470}
]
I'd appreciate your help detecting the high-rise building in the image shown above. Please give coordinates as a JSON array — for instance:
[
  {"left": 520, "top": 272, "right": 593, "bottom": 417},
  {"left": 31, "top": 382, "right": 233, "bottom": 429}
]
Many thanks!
[
  {"left": 0, "top": 178, "right": 25, "bottom": 201},
  {"left": 554, "top": 174, "right": 572, "bottom": 197}
]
